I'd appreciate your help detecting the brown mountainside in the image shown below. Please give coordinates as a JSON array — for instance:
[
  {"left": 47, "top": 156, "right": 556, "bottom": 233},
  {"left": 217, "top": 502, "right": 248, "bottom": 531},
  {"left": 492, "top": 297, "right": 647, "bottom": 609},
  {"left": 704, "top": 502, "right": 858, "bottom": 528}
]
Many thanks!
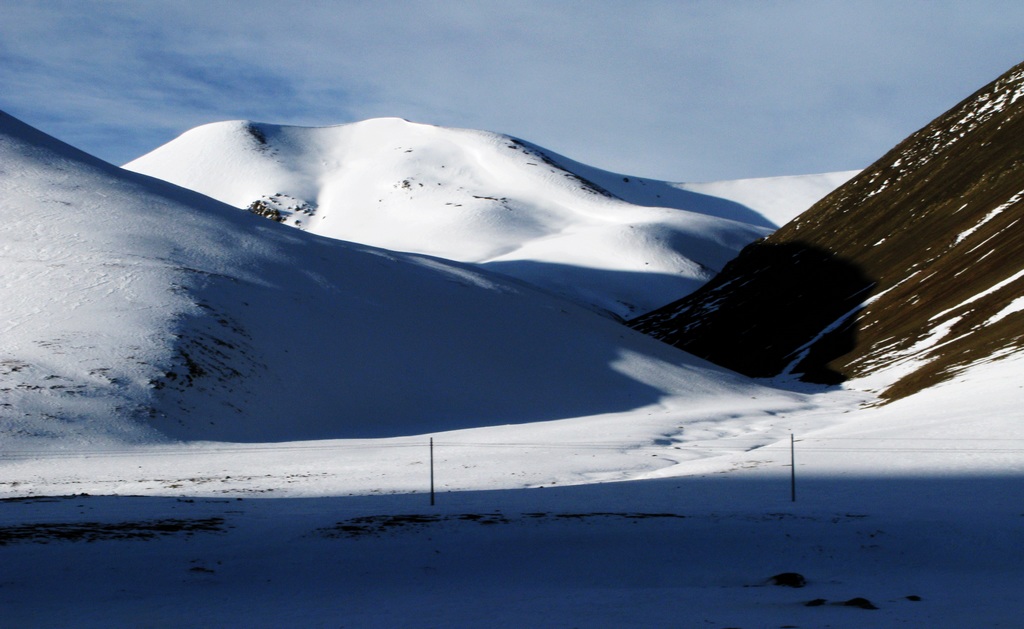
[{"left": 631, "top": 60, "right": 1024, "bottom": 400}]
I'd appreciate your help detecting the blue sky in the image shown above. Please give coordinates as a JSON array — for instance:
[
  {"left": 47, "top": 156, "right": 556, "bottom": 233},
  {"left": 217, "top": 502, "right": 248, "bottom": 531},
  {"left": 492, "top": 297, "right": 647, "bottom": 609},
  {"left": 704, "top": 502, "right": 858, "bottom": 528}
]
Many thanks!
[{"left": 2, "top": 1, "right": 1022, "bottom": 182}]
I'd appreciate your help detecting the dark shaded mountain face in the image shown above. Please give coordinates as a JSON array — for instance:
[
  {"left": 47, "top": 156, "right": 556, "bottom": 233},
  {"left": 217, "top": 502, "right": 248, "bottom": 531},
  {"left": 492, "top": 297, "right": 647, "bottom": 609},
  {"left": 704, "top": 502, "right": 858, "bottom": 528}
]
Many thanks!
[{"left": 632, "top": 60, "right": 1024, "bottom": 401}]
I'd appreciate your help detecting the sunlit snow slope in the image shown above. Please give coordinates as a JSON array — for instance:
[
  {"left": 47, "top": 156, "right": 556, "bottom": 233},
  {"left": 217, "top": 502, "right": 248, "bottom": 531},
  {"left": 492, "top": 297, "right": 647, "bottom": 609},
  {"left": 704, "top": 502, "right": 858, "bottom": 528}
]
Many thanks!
[
  {"left": 125, "top": 118, "right": 849, "bottom": 319},
  {"left": 0, "top": 109, "right": 786, "bottom": 449}
]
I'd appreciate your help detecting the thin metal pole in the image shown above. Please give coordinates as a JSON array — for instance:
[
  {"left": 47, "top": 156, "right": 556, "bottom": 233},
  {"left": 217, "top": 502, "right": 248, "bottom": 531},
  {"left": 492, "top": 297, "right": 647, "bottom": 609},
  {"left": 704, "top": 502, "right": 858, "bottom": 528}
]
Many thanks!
[
  {"left": 430, "top": 438, "right": 435, "bottom": 506},
  {"left": 790, "top": 433, "right": 796, "bottom": 503}
]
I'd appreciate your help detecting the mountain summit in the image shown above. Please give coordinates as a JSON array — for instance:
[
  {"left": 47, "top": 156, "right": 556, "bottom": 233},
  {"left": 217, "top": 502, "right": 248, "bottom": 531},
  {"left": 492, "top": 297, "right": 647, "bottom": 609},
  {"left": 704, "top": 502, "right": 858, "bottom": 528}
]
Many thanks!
[
  {"left": 125, "top": 118, "right": 849, "bottom": 319},
  {"left": 1, "top": 108, "right": 794, "bottom": 448},
  {"left": 632, "top": 60, "right": 1024, "bottom": 400}
]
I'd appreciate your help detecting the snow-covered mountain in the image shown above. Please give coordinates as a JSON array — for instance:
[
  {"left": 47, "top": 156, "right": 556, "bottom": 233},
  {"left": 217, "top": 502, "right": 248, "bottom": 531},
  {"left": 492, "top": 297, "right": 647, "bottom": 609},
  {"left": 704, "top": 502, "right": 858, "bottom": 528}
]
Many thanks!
[
  {"left": 633, "top": 60, "right": 1024, "bottom": 401},
  {"left": 124, "top": 118, "right": 852, "bottom": 319},
  {"left": 4, "top": 83, "right": 1024, "bottom": 629},
  {"left": 0, "top": 108, "right": 806, "bottom": 449}
]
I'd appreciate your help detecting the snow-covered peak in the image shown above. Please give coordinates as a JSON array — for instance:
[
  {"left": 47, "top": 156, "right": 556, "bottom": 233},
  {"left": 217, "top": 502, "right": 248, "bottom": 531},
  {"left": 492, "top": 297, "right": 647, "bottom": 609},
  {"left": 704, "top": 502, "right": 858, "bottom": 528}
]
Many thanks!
[
  {"left": 126, "top": 118, "right": 848, "bottom": 318},
  {"left": 2, "top": 109, "right": 796, "bottom": 450}
]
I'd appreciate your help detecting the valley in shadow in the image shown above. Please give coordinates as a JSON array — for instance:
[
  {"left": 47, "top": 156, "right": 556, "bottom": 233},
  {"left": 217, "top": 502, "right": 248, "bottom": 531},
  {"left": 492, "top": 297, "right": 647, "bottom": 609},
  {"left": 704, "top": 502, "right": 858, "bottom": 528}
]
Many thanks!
[{"left": 631, "top": 241, "right": 876, "bottom": 386}]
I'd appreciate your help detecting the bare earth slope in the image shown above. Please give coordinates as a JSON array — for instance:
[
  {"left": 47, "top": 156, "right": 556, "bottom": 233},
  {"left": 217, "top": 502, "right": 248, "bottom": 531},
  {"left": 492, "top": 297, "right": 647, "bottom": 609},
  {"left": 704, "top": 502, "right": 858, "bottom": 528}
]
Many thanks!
[{"left": 632, "top": 60, "right": 1024, "bottom": 400}]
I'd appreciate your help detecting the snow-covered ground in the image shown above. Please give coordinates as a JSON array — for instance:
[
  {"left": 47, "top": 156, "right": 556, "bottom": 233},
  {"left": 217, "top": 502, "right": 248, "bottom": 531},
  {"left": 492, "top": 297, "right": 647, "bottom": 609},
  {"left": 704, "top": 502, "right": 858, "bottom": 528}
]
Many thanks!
[
  {"left": 2, "top": 356, "right": 1022, "bottom": 628},
  {"left": 2, "top": 109, "right": 1021, "bottom": 627},
  {"left": 125, "top": 118, "right": 851, "bottom": 318}
]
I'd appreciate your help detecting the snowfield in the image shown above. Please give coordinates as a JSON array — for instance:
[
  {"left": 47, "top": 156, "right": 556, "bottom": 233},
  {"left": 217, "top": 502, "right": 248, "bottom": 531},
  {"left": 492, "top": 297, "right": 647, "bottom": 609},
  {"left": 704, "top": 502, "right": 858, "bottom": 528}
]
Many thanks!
[
  {"left": 125, "top": 118, "right": 851, "bottom": 319},
  {"left": 2, "top": 355, "right": 1022, "bottom": 628},
  {"left": 2, "top": 109, "right": 1022, "bottom": 627}
]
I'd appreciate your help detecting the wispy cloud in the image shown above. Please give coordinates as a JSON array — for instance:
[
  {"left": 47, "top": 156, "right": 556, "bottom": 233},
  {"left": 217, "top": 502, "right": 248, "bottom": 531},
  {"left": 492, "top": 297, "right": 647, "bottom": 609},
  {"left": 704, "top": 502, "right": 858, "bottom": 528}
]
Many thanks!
[{"left": 2, "top": 0, "right": 1022, "bottom": 180}]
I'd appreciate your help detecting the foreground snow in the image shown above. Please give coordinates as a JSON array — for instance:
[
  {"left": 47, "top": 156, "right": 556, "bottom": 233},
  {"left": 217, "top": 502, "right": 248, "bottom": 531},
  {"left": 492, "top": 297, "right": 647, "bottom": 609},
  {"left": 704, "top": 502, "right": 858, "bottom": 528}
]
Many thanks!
[
  {"left": 2, "top": 355, "right": 1022, "bottom": 627},
  {"left": 2, "top": 475, "right": 1021, "bottom": 629}
]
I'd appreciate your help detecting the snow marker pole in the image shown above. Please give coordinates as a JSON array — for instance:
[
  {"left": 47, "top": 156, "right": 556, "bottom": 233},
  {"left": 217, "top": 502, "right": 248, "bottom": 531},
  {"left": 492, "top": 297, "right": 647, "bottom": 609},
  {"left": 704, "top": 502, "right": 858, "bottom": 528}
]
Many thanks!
[
  {"left": 430, "top": 438, "right": 435, "bottom": 506},
  {"left": 790, "top": 433, "right": 796, "bottom": 503}
]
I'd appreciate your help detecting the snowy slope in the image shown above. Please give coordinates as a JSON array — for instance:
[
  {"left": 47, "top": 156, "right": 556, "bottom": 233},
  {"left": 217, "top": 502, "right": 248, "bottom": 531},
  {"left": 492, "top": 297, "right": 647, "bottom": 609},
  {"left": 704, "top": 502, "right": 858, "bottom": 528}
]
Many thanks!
[
  {"left": 1, "top": 109, "right": 813, "bottom": 450},
  {"left": 125, "top": 119, "right": 849, "bottom": 319},
  {"left": 678, "top": 170, "right": 859, "bottom": 227}
]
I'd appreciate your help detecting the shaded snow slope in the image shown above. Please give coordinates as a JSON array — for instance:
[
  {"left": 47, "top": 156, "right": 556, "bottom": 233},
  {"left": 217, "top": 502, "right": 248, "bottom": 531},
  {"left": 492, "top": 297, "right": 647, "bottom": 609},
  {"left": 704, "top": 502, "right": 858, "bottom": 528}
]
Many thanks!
[
  {"left": 1, "top": 109, "right": 797, "bottom": 449},
  {"left": 523, "top": 144, "right": 859, "bottom": 228},
  {"left": 1, "top": 343, "right": 1022, "bottom": 628},
  {"left": 125, "top": 118, "right": 848, "bottom": 319},
  {"left": 678, "top": 170, "right": 859, "bottom": 227}
]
